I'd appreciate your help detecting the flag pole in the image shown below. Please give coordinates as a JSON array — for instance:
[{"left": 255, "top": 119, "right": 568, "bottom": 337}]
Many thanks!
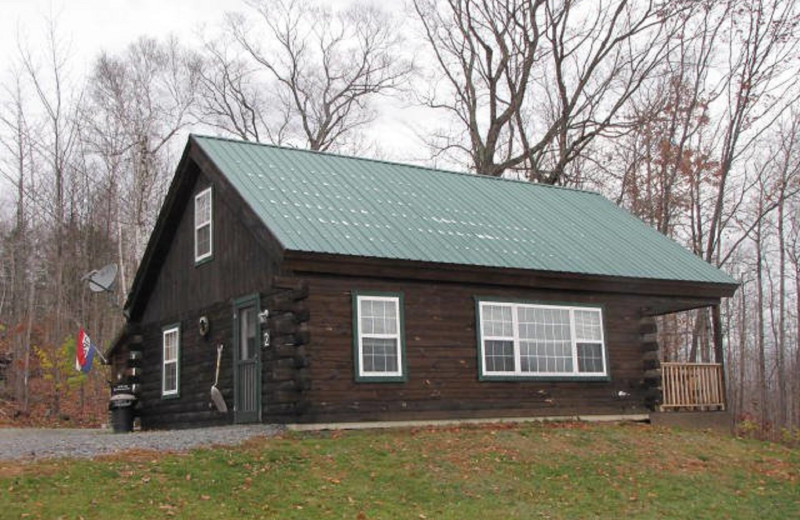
[{"left": 91, "top": 343, "right": 108, "bottom": 365}]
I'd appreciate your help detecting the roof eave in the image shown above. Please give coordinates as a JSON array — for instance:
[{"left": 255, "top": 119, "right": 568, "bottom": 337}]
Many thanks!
[{"left": 283, "top": 250, "right": 739, "bottom": 301}]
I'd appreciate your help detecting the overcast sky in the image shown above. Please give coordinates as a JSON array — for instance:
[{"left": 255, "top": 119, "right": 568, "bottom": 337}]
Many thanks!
[
  {"left": 1, "top": 0, "right": 238, "bottom": 73},
  {"left": 0, "top": 0, "right": 431, "bottom": 210}
]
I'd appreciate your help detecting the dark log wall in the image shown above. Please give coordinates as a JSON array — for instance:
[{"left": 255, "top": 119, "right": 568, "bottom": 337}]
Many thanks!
[
  {"left": 300, "top": 274, "right": 659, "bottom": 423},
  {"left": 135, "top": 164, "right": 282, "bottom": 429},
  {"left": 138, "top": 300, "right": 235, "bottom": 429},
  {"left": 261, "top": 278, "right": 311, "bottom": 420}
]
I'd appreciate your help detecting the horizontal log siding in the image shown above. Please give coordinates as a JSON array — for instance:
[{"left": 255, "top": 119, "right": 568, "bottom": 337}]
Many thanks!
[
  {"left": 301, "top": 275, "right": 652, "bottom": 423},
  {"left": 137, "top": 300, "right": 235, "bottom": 429}
]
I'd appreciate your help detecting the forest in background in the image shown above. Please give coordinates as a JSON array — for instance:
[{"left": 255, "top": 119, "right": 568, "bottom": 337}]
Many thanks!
[{"left": 0, "top": 0, "right": 798, "bottom": 439}]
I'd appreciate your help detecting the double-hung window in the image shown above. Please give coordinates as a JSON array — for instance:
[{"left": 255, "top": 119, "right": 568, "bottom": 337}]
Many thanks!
[
  {"left": 194, "top": 187, "right": 213, "bottom": 263},
  {"left": 353, "top": 292, "right": 406, "bottom": 382},
  {"left": 478, "top": 300, "right": 607, "bottom": 380},
  {"left": 162, "top": 325, "right": 180, "bottom": 397}
]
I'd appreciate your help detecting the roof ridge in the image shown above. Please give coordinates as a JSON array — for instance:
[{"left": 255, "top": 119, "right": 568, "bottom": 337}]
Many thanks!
[{"left": 190, "top": 133, "right": 603, "bottom": 197}]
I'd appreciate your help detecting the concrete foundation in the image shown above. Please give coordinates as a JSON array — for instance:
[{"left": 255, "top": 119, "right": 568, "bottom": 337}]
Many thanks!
[{"left": 649, "top": 410, "right": 733, "bottom": 435}]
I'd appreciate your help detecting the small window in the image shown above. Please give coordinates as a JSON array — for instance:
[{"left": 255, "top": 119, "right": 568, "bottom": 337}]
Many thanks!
[
  {"left": 195, "top": 187, "right": 213, "bottom": 263},
  {"left": 162, "top": 325, "right": 180, "bottom": 397},
  {"left": 353, "top": 293, "right": 406, "bottom": 382},
  {"left": 478, "top": 300, "right": 607, "bottom": 380}
]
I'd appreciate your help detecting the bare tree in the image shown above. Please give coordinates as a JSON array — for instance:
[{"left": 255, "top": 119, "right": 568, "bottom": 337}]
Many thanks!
[
  {"left": 0, "top": 70, "right": 39, "bottom": 409},
  {"left": 220, "top": 0, "right": 412, "bottom": 152},
  {"left": 702, "top": 0, "right": 800, "bottom": 266},
  {"left": 85, "top": 36, "right": 198, "bottom": 284},
  {"left": 412, "top": 0, "right": 682, "bottom": 183},
  {"left": 772, "top": 116, "right": 800, "bottom": 428},
  {"left": 190, "top": 37, "right": 290, "bottom": 144}
]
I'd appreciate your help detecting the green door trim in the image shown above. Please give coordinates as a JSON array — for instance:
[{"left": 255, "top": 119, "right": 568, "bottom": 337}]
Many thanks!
[{"left": 233, "top": 293, "right": 262, "bottom": 424}]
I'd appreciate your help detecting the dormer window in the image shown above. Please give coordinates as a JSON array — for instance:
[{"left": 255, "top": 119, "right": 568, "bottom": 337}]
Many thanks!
[{"left": 195, "top": 187, "right": 213, "bottom": 263}]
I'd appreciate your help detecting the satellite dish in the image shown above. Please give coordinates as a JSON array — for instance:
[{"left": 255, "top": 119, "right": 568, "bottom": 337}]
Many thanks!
[{"left": 83, "top": 263, "right": 118, "bottom": 293}]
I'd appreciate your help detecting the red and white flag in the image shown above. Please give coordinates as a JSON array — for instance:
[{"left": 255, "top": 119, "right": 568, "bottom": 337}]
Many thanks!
[{"left": 75, "top": 328, "right": 96, "bottom": 374}]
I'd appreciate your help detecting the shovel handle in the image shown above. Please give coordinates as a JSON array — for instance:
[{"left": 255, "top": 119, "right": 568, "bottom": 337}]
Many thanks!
[{"left": 214, "top": 344, "right": 224, "bottom": 386}]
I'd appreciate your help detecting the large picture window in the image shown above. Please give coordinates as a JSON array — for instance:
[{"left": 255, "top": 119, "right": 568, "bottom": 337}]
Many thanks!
[
  {"left": 195, "top": 187, "right": 213, "bottom": 263},
  {"left": 478, "top": 300, "right": 607, "bottom": 380},
  {"left": 162, "top": 325, "right": 180, "bottom": 397},
  {"left": 353, "top": 293, "right": 406, "bottom": 382}
]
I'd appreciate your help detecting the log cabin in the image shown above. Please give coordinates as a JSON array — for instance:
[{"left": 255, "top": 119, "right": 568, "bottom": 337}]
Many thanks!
[{"left": 107, "top": 135, "right": 738, "bottom": 430}]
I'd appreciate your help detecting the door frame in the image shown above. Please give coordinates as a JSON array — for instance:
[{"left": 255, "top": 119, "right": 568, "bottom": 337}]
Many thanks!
[{"left": 233, "top": 293, "right": 262, "bottom": 423}]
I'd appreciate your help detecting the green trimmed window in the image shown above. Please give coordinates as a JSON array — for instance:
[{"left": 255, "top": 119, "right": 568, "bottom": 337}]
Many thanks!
[
  {"left": 478, "top": 301, "right": 607, "bottom": 379},
  {"left": 194, "top": 187, "right": 213, "bottom": 262},
  {"left": 162, "top": 325, "right": 180, "bottom": 396},
  {"left": 353, "top": 293, "right": 405, "bottom": 381}
]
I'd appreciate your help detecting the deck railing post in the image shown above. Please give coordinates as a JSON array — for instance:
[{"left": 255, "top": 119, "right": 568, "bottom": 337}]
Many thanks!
[{"left": 711, "top": 304, "right": 727, "bottom": 410}]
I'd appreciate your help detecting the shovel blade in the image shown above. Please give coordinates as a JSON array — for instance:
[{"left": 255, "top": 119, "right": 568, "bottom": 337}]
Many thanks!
[{"left": 211, "top": 386, "right": 227, "bottom": 413}]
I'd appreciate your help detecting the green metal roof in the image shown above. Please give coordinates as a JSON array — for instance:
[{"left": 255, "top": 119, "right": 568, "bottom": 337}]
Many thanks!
[{"left": 193, "top": 135, "right": 736, "bottom": 285}]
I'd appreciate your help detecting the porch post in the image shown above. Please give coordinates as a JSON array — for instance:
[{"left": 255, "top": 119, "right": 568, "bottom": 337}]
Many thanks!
[{"left": 711, "top": 303, "right": 727, "bottom": 408}]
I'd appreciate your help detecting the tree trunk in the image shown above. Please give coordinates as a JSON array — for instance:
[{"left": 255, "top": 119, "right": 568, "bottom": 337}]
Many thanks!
[
  {"left": 755, "top": 207, "right": 767, "bottom": 428},
  {"left": 737, "top": 289, "right": 747, "bottom": 418},
  {"left": 776, "top": 181, "right": 787, "bottom": 428}
]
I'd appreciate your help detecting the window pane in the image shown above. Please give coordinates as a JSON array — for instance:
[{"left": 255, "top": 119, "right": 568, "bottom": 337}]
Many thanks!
[
  {"left": 163, "top": 328, "right": 179, "bottom": 394},
  {"left": 196, "top": 225, "right": 211, "bottom": 258},
  {"left": 362, "top": 337, "right": 398, "bottom": 373},
  {"left": 164, "top": 361, "right": 177, "bottom": 393},
  {"left": 574, "top": 309, "right": 601, "bottom": 342},
  {"left": 520, "top": 340, "right": 572, "bottom": 373},
  {"left": 483, "top": 305, "right": 512, "bottom": 337},
  {"left": 196, "top": 190, "right": 211, "bottom": 225},
  {"left": 517, "top": 306, "right": 572, "bottom": 374},
  {"left": 484, "top": 340, "right": 514, "bottom": 372},
  {"left": 240, "top": 307, "right": 257, "bottom": 361},
  {"left": 360, "top": 298, "right": 398, "bottom": 335},
  {"left": 577, "top": 342, "right": 604, "bottom": 373},
  {"left": 164, "top": 330, "right": 178, "bottom": 361}
]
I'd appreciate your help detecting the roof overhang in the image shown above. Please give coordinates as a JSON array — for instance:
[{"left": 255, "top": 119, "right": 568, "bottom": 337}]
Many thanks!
[{"left": 284, "top": 250, "right": 737, "bottom": 316}]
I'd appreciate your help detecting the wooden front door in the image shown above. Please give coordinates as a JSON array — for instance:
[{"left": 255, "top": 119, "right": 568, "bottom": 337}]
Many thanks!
[{"left": 234, "top": 295, "right": 261, "bottom": 423}]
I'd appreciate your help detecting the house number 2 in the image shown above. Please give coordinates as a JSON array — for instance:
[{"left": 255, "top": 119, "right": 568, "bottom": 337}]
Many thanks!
[{"left": 263, "top": 331, "right": 270, "bottom": 348}]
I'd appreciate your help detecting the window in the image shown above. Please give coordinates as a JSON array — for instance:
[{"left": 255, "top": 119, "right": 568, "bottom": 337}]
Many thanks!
[
  {"left": 353, "top": 293, "right": 406, "bottom": 382},
  {"left": 478, "top": 300, "right": 607, "bottom": 379},
  {"left": 195, "top": 187, "right": 213, "bottom": 263},
  {"left": 162, "top": 325, "right": 180, "bottom": 397}
]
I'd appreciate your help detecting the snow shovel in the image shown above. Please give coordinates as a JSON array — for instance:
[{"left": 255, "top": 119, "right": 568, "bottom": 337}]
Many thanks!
[{"left": 211, "top": 344, "right": 228, "bottom": 413}]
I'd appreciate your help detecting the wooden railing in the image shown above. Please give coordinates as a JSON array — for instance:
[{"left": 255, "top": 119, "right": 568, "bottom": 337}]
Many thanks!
[{"left": 661, "top": 362, "right": 725, "bottom": 411}]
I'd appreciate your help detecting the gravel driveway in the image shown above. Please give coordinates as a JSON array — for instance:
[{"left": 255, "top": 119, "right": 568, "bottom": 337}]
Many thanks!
[{"left": 0, "top": 425, "right": 284, "bottom": 462}]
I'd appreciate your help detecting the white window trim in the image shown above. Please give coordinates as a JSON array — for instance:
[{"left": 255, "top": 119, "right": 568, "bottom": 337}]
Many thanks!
[
  {"left": 355, "top": 294, "right": 404, "bottom": 379},
  {"left": 478, "top": 301, "right": 607, "bottom": 379},
  {"left": 194, "top": 187, "right": 213, "bottom": 263},
  {"left": 162, "top": 326, "right": 180, "bottom": 397}
]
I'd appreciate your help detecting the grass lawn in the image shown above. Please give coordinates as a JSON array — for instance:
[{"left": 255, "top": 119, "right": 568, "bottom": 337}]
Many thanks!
[{"left": 1, "top": 422, "right": 798, "bottom": 519}]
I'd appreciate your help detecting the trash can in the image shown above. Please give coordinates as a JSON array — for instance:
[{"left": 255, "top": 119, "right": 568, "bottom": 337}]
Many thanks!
[{"left": 109, "top": 384, "right": 137, "bottom": 433}]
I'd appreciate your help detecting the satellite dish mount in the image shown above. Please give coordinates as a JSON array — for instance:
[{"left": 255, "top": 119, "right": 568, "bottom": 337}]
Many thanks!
[{"left": 82, "top": 263, "right": 118, "bottom": 294}]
